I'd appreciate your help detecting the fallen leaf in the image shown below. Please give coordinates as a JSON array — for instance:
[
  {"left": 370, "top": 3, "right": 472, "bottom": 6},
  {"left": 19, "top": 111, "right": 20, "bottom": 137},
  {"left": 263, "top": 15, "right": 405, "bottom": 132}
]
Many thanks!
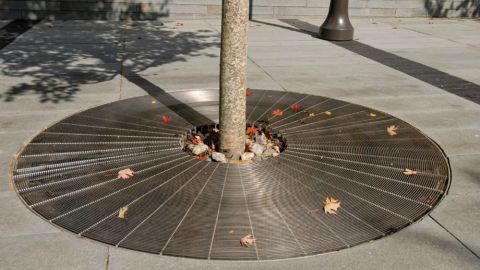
[
  {"left": 246, "top": 126, "right": 259, "bottom": 136},
  {"left": 196, "top": 155, "right": 209, "bottom": 161},
  {"left": 387, "top": 125, "right": 399, "bottom": 136},
  {"left": 323, "top": 197, "right": 341, "bottom": 215},
  {"left": 162, "top": 115, "right": 171, "bottom": 124},
  {"left": 191, "top": 136, "right": 202, "bottom": 145},
  {"left": 118, "top": 168, "right": 134, "bottom": 180},
  {"left": 246, "top": 89, "right": 253, "bottom": 96},
  {"left": 324, "top": 111, "right": 332, "bottom": 116},
  {"left": 403, "top": 168, "right": 417, "bottom": 176},
  {"left": 229, "top": 230, "right": 235, "bottom": 234},
  {"left": 151, "top": 100, "right": 157, "bottom": 104},
  {"left": 118, "top": 206, "right": 128, "bottom": 219},
  {"left": 240, "top": 234, "right": 256, "bottom": 247},
  {"left": 290, "top": 104, "right": 301, "bottom": 111},
  {"left": 369, "top": 112, "right": 377, "bottom": 117},
  {"left": 272, "top": 109, "right": 283, "bottom": 117},
  {"left": 308, "top": 112, "right": 315, "bottom": 117}
]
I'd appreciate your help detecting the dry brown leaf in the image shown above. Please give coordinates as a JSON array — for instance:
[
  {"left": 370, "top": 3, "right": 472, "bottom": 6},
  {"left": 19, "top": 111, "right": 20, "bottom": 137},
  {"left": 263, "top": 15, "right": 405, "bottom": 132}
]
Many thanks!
[
  {"left": 240, "top": 234, "right": 256, "bottom": 247},
  {"left": 369, "top": 112, "right": 377, "bottom": 117},
  {"left": 323, "top": 197, "right": 341, "bottom": 215},
  {"left": 308, "top": 112, "right": 315, "bottom": 117},
  {"left": 229, "top": 230, "right": 235, "bottom": 234},
  {"left": 118, "top": 168, "right": 134, "bottom": 180},
  {"left": 118, "top": 206, "right": 128, "bottom": 219},
  {"left": 403, "top": 168, "right": 417, "bottom": 176},
  {"left": 387, "top": 125, "right": 399, "bottom": 136},
  {"left": 324, "top": 111, "right": 332, "bottom": 116}
]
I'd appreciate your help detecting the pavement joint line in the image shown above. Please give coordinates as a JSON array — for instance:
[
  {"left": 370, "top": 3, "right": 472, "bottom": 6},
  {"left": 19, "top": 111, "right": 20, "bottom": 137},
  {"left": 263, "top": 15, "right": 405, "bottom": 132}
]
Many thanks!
[{"left": 429, "top": 214, "right": 480, "bottom": 260}]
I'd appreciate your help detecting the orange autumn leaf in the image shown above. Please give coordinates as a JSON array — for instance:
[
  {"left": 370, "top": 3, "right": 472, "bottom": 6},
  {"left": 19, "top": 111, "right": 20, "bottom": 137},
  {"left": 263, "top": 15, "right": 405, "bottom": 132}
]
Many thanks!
[
  {"left": 387, "top": 125, "right": 399, "bottom": 136},
  {"left": 324, "top": 111, "right": 332, "bottom": 116},
  {"left": 403, "top": 168, "right": 417, "bottom": 176},
  {"left": 246, "top": 126, "right": 259, "bottom": 136},
  {"left": 272, "top": 109, "right": 283, "bottom": 117},
  {"left": 240, "top": 234, "right": 256, "bottom": 247},
  {"left": 290, "top": 103, "right": 301, "bottom": 111},
  {"left": 118, "top": 169, "right": 134, "bottom": 180},
  {"left": 246, "top": 89, "right": 253, "bottom": 96},
  {"left": 196, "top": 155, "right": 208, "bottom": 161},
  {"left": 162, "top": 115, "right": 172, "bottom": 124},
  {"left": 323, "top": 197, "right": 341, "bottom": 215}
]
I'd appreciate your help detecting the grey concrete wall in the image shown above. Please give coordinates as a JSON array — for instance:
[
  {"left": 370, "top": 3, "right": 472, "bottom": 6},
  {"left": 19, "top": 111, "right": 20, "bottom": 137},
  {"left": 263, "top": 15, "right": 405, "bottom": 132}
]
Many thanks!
[{"left": 0, "top": 0, "right": 478, "bottom": 20}]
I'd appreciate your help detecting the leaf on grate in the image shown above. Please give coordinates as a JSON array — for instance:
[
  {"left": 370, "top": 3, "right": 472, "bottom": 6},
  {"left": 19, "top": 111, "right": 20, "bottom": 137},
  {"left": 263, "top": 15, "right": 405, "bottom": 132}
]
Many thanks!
[
  {"left": 403, "top": 168, "right": 417, "bottom": 176},
  {"left": 246, "top": 88, "right": 253, "bottom": 96},
  {"left": 162, "top": 115, "right": 171, "bottom": 124},
  {"left": 118, "top": 206, "right": 128, "bottom": 220},
  {"left": 118, "top": 168, "right": 134, "bottom": 180},
  {"left": 369, "top": 112, "right": 377, "bottom": 117},
  {"left": 323, "top": 197, "right": 341, "bottom": 215},
  {"left": 191, "top": 136, "right": 202, "bottom": 145},
  {"left": 387, "top": 125, "right": 399, "bottom": 136},
  {"left": 272, "top": 109, "right": 283, "bottom": 117},
  {"left": 246, "top": 126, "right": 259, "bottom": 136},
  {"left": 324, "top": 111, "right": 332, "bottom": 116},
  {"left": 290, "top": 103, "right": 301, "bottom": 111},
  {"left": 240, "top": 234, "right": 256, "bottom": 247}
]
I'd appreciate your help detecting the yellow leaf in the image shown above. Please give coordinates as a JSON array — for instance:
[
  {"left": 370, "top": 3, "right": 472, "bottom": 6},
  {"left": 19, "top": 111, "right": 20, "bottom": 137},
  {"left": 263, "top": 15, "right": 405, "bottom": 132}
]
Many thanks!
[
  {"left": 387, "top": 125, "right": 399, "bottom": 136},
  {"left": 403, "top": 168, "right": 417, "bottom": 176},
  {"left": 118, "top": 206, "right": 128, "bottom": 219},
  {"left": 323, "top": 197, "right": 341, "bottom": 215},
  {"left": 369, "top": 112, "right": 377, "bottom": 117},
  {"left": 324, "top": 111, "right": 332, "bottom": 116}
]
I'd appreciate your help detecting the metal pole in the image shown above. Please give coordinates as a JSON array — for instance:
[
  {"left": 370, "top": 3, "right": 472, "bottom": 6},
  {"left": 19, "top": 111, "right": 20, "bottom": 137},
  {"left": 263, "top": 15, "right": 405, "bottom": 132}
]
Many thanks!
[{"left": 319, "top": 0, "right": 354, "bottom": 41}]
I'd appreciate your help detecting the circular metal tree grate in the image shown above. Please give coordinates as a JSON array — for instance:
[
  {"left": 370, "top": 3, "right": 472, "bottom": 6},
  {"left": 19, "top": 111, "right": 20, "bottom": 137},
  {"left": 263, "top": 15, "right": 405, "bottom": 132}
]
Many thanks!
[{"left": 11, "top": 89, "right": 450, "bottom": 260}]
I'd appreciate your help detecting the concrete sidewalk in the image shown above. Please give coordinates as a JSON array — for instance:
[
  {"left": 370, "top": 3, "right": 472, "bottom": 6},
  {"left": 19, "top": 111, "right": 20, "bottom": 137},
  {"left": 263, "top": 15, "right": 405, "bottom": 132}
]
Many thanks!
[{"left": 0, "top": 17, "right": 479, "bottom": 270}]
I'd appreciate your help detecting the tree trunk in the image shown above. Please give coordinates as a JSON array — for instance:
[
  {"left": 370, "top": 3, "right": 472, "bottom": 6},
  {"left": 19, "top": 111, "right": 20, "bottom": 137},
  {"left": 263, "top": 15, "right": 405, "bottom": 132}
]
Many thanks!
[{"left": 219, "top": 0, "right": 249, "bottom": 159}]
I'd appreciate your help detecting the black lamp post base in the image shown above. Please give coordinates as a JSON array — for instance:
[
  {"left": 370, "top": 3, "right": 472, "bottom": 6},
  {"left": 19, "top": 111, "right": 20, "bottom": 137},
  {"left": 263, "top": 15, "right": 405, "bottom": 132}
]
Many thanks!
[{"left": 318, "top": 0, "right": 354, "bottom": 41}]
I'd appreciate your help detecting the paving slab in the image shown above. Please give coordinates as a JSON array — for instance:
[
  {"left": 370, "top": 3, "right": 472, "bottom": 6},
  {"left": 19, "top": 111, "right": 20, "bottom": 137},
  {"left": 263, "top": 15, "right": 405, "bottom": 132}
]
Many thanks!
[
  {"left": 446, "top": 154, "right": 480, "bottom": 196},
  {"left": 431, "top": 193, "right": 480, "bottom": 257},
  {"left": 0, "top": 232, "right": 108, "bottom": 270},
  {"left": 0, "top": 191, "right": 59, "bottom": 237}
]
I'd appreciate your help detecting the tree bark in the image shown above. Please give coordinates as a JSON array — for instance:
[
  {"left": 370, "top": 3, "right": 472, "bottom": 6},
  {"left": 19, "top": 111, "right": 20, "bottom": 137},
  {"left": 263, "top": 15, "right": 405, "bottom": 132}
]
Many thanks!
[{"left": 219, "top": 0, "right": 249, "bottom": 159}]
